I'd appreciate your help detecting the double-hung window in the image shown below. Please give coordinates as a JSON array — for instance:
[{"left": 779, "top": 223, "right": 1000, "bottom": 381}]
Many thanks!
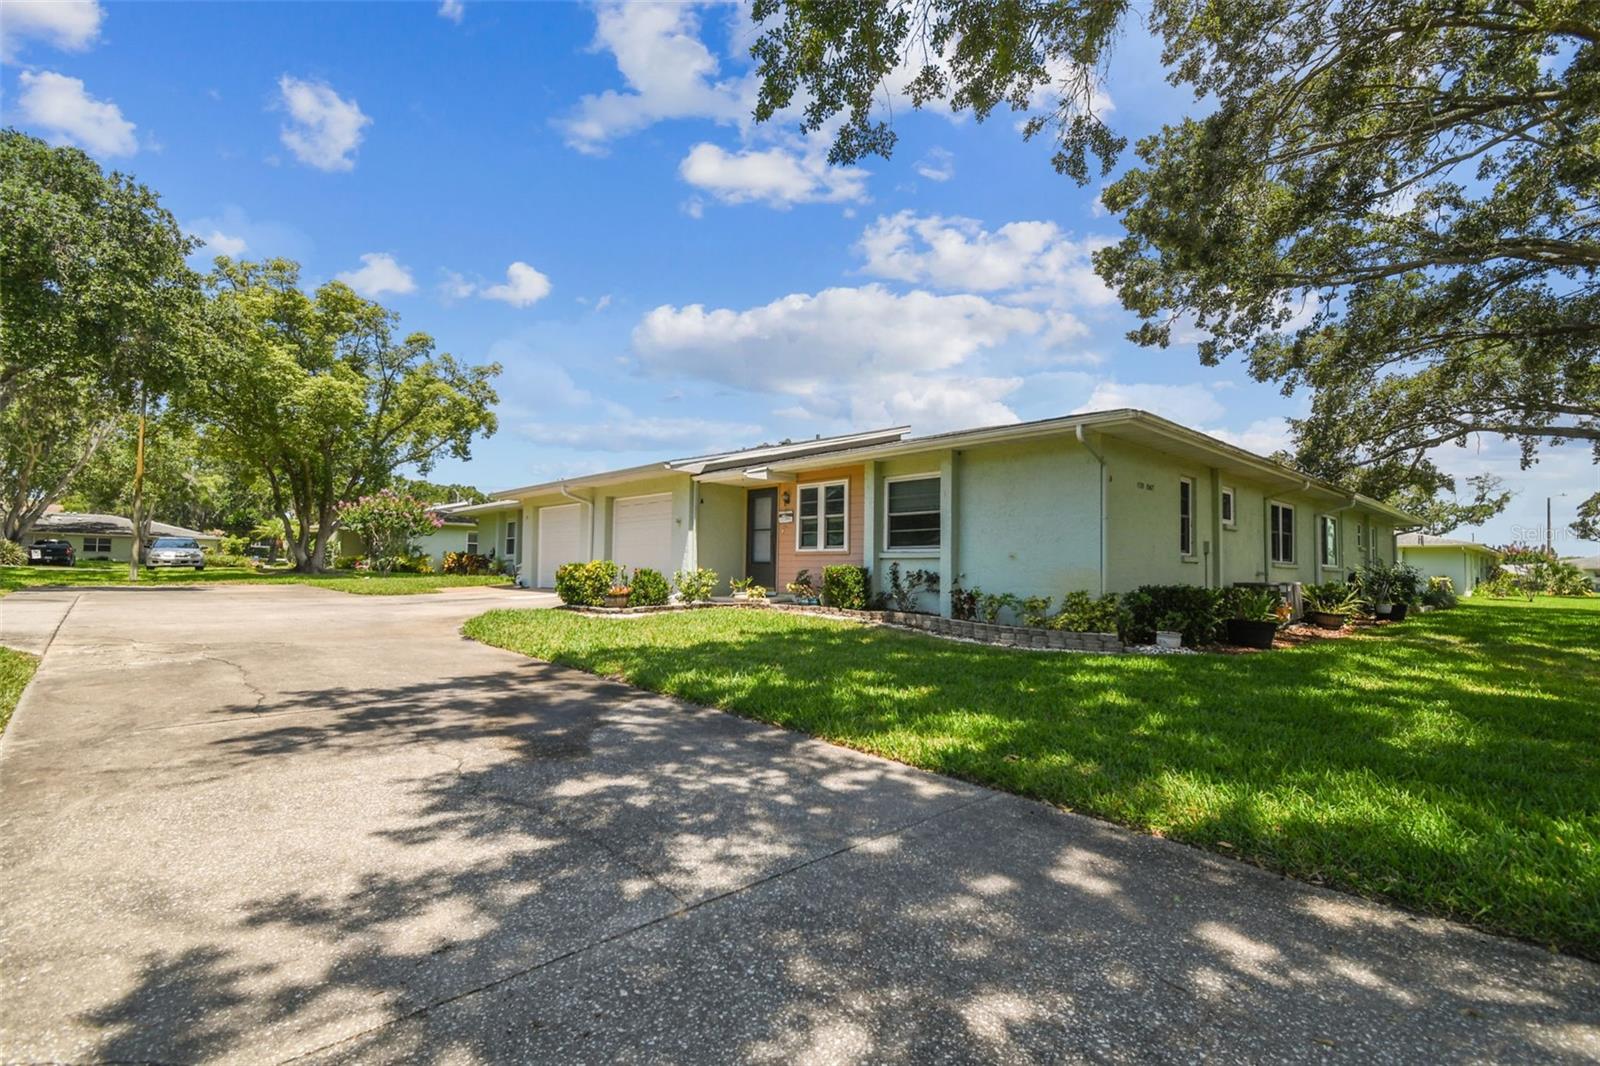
[
  {"left": 1270, "top": 502, "right": 1296, "bottom": 564},
  {"left": 83, "top": 536, "right": 112, "bottom": 554},
  {"left": 885, "top": 476, "right": 941, "bottom": 551},
  {"left": 465, "top": 532, "right": 479, "bottom": 554},
  {"left": 504, "top": 519, "right": 517, "bottom": 559},
  {"left": 1220, "top": 488, "right": 1236, "bottom": 528},
  {"left": 797, "top": 480, "right": 847, "bottom": 551},
  {"left": 1355, "top": 523, "right": 1366, "bottom": 556},
  {"left": 1319, "top": 515, "right": 1338, "bottom": 567},
  {"left": 1179, "top": 478, "right": 1195, "bottom": 556}
]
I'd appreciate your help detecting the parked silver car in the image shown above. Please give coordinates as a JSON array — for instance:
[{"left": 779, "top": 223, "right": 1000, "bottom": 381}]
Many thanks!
[{"left": 146, "top": 536, "right": 206, "bottom": 570}]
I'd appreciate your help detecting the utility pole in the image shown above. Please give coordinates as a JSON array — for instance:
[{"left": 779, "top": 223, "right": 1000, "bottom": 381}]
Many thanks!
[
  {"left": 1546, "top": 493, "right": 1567, "bottom": 556},
  {"left": 129, "top": 397, "right": 147, "bottom": 581}
]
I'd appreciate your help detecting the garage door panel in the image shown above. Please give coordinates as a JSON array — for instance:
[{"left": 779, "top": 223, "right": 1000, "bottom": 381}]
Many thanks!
[
  {"left": 537, "top": 505, "right": 582, "bottom": 588},
  {"left": 612, "top": 494, "right": 673, "bottom": 577}
]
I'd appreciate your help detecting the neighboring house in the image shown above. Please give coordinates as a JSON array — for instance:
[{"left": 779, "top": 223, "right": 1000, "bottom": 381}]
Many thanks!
[
  {"left": 1564, "top": 554, "right": 1600, "bottom": 591},
  {"left": 476, "top": 409, "right": 1419, "bottom": 614},
  {"left": 1396, "top": 533, "right": 1503, "bottom": 594},
  {"left": 335, "top": 504, "right": 488, "bottom": 569},
  {"left": 24, "top": 512, "right": 221, "bottom": 562}
]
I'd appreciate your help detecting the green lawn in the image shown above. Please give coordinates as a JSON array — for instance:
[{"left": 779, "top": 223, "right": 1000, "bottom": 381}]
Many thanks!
[
  {"left": 1, "top": 561, "right": 513, "bottom": 597},
  {"left": 0, "top": 645, "right": 39, "bottom": 736},
  {"left": 464, "top": 596, "right": 1600, "bottom": 958}
]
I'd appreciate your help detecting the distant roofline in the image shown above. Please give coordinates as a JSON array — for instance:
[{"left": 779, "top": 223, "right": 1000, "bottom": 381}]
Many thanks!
[
  {"left": 475, "top": 409, "right": 1424, "bottom": 526},
  {"left": 1397, "top": 533, "right": 1503, "bottom": 555},
  {"left": 28, "top": 512, "right": 216, "bottom": 539}
]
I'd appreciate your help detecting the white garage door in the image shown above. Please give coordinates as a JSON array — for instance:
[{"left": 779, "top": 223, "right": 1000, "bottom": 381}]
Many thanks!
[
  {"left": 612, "top": 493, "right": 674, "bottom": 577},
  {"left": 537, "top": 504, "right": 582, "bottom": 588}
]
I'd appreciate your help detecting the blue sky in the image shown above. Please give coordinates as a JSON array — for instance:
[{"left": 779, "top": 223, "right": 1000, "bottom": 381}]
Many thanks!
[{"left": 4, "top": 0, "right": 1595, "bottom": 550}]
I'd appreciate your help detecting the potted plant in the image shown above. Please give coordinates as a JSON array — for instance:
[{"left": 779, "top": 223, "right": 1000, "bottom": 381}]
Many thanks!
[
  {"left": 604, "top": 582, "right": 632, "bottom": 608},
  {"left": 730, "top": 576, "right": 756, "bottom": 600},
  {"left": 1303, "top": 581, "right": 1358, "bottom": 629},
  {"left": 1389, "top": 563, "right": 1422, "bottom": 621},
  {"left": 1359, "top": 562, "right": 1397, "bottom": 618},
  {"left": 1224, "top": 587, "right": 1280, "bottom": 649},
  {"left": 1154, "top": 611, "right": 1186, "bottom": 649},
  {"left": 786, "top": 568, "right": 820, "bottom": 605}
]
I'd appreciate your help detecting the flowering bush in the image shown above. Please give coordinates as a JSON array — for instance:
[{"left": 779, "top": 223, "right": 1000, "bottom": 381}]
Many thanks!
[
  {"left": 556, "top": 560, "right": 621, "bottom": 606},
  {"left": 442, "top": 551, "right": 493, "bottom": 575},
  {"left": 673, "top": 567, "right": 719, "bottom": 603},
  {"left": 629, "top": 567, "right": 671, "bottom": 606},
  {"left": 337, "top": 491, "right": 442, "bottom": 573}
]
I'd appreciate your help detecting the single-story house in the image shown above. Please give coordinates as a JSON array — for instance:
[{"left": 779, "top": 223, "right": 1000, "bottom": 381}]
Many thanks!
[
  {"left": 335, "top": 504, "right": 490, "bottom": 570},
  {"left": 1396, "top": 533, "right": 1503, "bottom": 594},
  {"left": 476, "top": 408, "right": 1420, "bottom": 615},
  {"left": 24, "top": 512, "right": 221, "bottom": 562},
  {"left": 1563, "top": 554, "right": 1600, "bottom": 591}
]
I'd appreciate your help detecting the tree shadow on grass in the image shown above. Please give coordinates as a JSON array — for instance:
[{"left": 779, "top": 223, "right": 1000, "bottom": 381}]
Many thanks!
[{"left": 33, "top": 606, "right": 1600, "bottom": 1063}]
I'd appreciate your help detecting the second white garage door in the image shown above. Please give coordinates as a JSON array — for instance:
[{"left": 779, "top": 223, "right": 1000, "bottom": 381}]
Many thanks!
[
  {"left": 611, "top": 493, "right": 674, "bottom": 577},
  {"left": 536, "top": 504, "right": 582, "bottom": 588}
]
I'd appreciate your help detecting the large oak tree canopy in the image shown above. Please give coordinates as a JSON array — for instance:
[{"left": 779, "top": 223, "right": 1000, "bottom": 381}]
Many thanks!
[{"left": 752, "top": 0, "right": 1599, "bottom": 534}]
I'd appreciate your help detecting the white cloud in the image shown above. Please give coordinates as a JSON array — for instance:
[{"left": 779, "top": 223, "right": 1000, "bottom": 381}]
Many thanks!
[
  {"left": 521, "top": 415, "right": 766, "bottom": 454},
  {"left": 559, "top": 2, "right": 751, "bottom": 153},
  {"left": 1073, "top": 381, "right": 1228, "bottom": 426},
  {"left": 593, "top": 294, "right": 613, "bottom": 312},
  {"left": 336, "top": 253, "right": 416, "bottom": 297},
  {"left": 438, "top": 0, "right": 464, "bottom": 23},
  {"left": 0, "top": 0, "right": 103, "bottom": 59},
  {"left": 277, "top": 75, "right": 370, "bottom": 172},
  {"left": 634, "top": 284, "right": 1041, "bottom": 396},
  {"left": 195, "top": 229, "right": 247, "bottom": 257},
  {"left": 913, "top": 147, "right": 955, "bottom": 182},
  {"left": 184, "top": 206, "right": 311, "bottom": 263},
  {"left": 437, "top": 270, "right": 477, "bottom": 302},
  {"left": 1209, "top": 417, "right": 1294, "bottom": 457},
  {"left": 481, "top": 261, "right": 551, "bottom": 307},
  {"left": 679, "top": 141, "right": 867, "bottom": 208},
  {"left": 856, "top": 211, "right": 1115, "bottom": 308},
  {"left": 15, "top": 71, "right": 136, "bottom": 156}
]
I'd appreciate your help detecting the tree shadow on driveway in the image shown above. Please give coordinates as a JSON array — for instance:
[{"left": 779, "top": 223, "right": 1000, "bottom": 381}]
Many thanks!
[{"left": 40, "top": 651, "right": 1597, "bottom": 1064}]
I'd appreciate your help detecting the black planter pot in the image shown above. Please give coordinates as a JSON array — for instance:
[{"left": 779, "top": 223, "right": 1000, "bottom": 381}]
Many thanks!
[
  {"left": 1226, "top": 618, "right": 1278, "bottom": 649},
  {"left": 1388, "top": 603, "right": 1409, "bottom": 621},
  {"left": 1307, "top": 611, "right": 1348, "bottom": 630}
]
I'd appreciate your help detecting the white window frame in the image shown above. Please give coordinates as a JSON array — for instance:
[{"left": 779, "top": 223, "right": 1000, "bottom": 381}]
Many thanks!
[
  {"left": 83, "top": 536, "right": 113, "bottom": 554},
  {"left": 1269, "top": 500, "right": 1296, "bottom": 565},
  {"left": 1355, "top": 522, "right": 1366, "bottom": 555},
  {"left": 1318, "top": 514, "right": 1339, "bottom": 568},
  {"left": 465, "top": 532, "right": 479, "bottom": 554},
  {"left": 1220, "top": 487, "right": 1236, "bottom": 529},
  {"left": 504, "top": 519, "right": 517, "bottom": 559},
  {"left": 881, "top": 473, "right": 942, "bottom": 554},
  {"left": 1179, "top": 477, "right": 1196, "bottom": 558},
  {"left": 795, "top": 478, "right": 849, "bottom": 553}
]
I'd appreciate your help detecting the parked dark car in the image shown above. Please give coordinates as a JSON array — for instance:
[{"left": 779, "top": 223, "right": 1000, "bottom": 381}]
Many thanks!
[{"left": 27, "top": 539, "right": 75, "bottom": 566}]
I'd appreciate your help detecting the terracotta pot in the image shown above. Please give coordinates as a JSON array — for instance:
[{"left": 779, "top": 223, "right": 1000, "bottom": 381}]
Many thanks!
[{"left": 603, "top": 593, "right": 630, "bottom": 608}]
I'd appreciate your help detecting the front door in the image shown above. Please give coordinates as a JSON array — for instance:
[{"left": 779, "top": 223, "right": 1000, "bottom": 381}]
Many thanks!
[{"left": 746, "top": 488, "right": 777, "bottom": 591}]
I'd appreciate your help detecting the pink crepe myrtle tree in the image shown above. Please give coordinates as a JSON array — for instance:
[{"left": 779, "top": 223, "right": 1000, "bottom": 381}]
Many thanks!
[{"left": 337, "top": 491, "right": 443, "bottom": 573}]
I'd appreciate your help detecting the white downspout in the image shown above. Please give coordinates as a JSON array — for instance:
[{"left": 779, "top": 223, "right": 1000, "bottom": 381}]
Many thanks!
[
  {"left": 559, "top": 481, "right": 595, "bottom": 560},
  {"left": 1077, "top": 425, "right": 1108, "bottom": 596}
]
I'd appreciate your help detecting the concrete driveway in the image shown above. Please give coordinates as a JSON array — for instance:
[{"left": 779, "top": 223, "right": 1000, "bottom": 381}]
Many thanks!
[{"left": 1, "top": 585, "right": 1595, "bottom": 1064}]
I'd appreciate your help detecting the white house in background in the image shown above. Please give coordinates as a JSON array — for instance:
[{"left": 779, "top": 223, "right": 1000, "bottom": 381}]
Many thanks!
[
  {"left": 24, "top": 512, "right": 221, "bottom": 563},
  {"left": 1396, "top": 533, "right": 1502, "bottom": 594},
  {"left": 1564, "top": 554, "right": 1600, "bottom": 591}
]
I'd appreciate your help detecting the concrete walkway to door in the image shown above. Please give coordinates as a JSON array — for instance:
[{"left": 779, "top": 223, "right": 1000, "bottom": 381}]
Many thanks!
[{"left": 0, "top": 584, "right": 1595, "bottom": 1063}]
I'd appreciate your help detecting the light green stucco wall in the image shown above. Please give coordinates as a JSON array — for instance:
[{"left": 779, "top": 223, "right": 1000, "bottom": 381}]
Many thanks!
[
  {"left": 1102, "top": 437, "right": 1216, "bottom": 592},
  {"left": 694, "top": 482, "right": 746, "bottom": 594},
  {"left": 951, "top": 437, "right": 1102, "bottom": 602}
]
